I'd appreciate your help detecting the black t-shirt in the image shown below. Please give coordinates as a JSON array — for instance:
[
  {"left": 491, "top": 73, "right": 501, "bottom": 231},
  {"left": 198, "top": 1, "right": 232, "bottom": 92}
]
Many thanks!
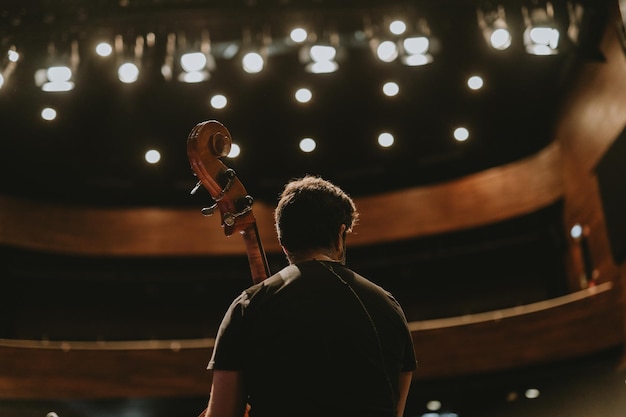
[{"left": 208, "top": 260, "right": 417, "bottom": 417}]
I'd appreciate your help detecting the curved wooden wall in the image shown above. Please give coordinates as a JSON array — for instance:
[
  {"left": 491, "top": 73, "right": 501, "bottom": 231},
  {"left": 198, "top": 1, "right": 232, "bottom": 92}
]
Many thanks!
[{"left": 0, "top": 141, "right": 563, "bottom": 256}]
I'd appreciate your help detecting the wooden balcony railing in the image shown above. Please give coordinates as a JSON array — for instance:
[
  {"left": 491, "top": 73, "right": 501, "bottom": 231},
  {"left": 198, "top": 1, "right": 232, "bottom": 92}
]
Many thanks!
[{"left": 0, "top": 282, "right": 620, "bottom": 399}]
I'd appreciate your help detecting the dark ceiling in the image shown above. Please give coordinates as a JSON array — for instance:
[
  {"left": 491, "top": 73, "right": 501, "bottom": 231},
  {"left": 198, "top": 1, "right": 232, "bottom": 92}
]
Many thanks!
[{"left": 0, "top": 0, "right": 608, "bottom": 207}]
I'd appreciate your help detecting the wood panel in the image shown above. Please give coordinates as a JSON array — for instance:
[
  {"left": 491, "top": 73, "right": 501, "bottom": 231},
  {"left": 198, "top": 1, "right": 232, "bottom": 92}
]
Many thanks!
[
  {"left": 410, "top": 283, "right": 623, "bottom": 379},
  {"left": 0, "top": 142, "right": 564, "bottom": 256},
  {"left": 0, "top": 283, "right": 620, "bottom": 399},
  {"left": 553, "top": 2, "right": 626, "bottom": 295}
]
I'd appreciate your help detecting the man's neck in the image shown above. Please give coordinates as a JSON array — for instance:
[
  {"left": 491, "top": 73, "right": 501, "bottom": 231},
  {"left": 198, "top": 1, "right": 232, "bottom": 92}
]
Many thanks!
[{"left": 287, "top": 249, "right": 338, "bottom": 264}]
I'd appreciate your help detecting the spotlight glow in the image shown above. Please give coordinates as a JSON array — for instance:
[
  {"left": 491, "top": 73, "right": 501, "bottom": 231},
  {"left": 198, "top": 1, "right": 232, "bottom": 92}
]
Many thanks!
[
  {"left": 228, "top": 143, "right": 241, "bottom": 158},
  {"left": 310, "top": 45, "right": 336, "bottom": 62},
  {"left": 41, "top": 107, "right": 57, "bottom": 121},
  {"left": 570, "top": 224, "right": 583, "bottom": 239},
  {"left": 454, "top": 127, "right": 470, "bottom": 141},
  {"left": 47, "top": 66, "right": 72, "bottom": 82},
  {"left": 95, "top": 42, "right": 113, "bottom": 57},
  {"left": 525, "top": 388, "right": 540, "bottom": 399},
  {"left": 376, "top": 41, "right": 398, "bottom": 62},
  {"left": 378, "top": 132, "right": 394, "bottom": 147},
  {"left": 42, "top": 67, "right": 75, "bottom": 91},
  {"left": 382, "top": 81, "right": 399, "bottom": 97},
  {"left": 145, "top": 149, "right": 161, "bottom": 164},
  {"left": 210, "top": 94, "right": 228, "bottom": 109},
  {"left": 402, "top": 54, "right": 431, "bottom": 66},
  {"left": 290, "top": 28, "right": 308, "bottom": 43},
  {"left": 403, "top": 37, "right": 429, "bottom": 55},
  {"left": 42, "top": 81, "right": 74, "bottom": 92},
  {"left": 426, "top": 400, "right": 442, "bottom": 411},
  {"left": 242, "top": 52, "right": 264, "bottom": 73},
  {"left": 180, "top": 71, "right": 207, "bottom": 83},
  {"left": 0, "top": 74, "right": 4, "bottom": 89},
  {"left": 8, "top": 50, "right": 19, "bottom": 62},
  {"left": 530, "top": 27, "right": 559, "bottom": 46},
  {"left": 299, "top": 138, "right": 316, "bottom": 152},
  {"left": 525, "top": 26, "right": 560, "bottom": 55},
  {"left": 467, "top": 75, "right": 484, "bottom": 90},
  {"left": 491, "top": 28, "right": 512, "bottom": 50},
  {"left": 118, "top": 62, "right": 139, "bottom": 83},
  {"left": 389, "top": 20, "right": 407, "bottom": 35},
  {"left": 180, "top": 52, "right": 207, "bottom": 72},
  {"left": 307, "top": 61, "right": 338, "bottom": 74},
  {"left": 295, "top": 88, "right": 312, "bottom": 103}
]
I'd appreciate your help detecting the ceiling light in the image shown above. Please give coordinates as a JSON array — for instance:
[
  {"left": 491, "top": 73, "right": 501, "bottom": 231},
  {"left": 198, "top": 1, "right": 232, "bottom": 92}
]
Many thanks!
[
  {"left": 454, "top": 127, "right": 470, "bottom": 141},
  {"left": 47, "top": 66, "right": 72, "bottom": 82},
  {"left": 467, "top": 75, "right": 484, "bottom": 90},
  {"left": 477, "top": 5, "right": 512, "bottom": 50},
  {"left": 227, "top": 143, "right": 241, "bottom": 158},
  {"left": 35, "top": 41, "right": 79, "bottom": 92},
  {"left": 36, "top": 65, "right": 75, "bottom": 92},
  {"left": 523, "top": 2, "right": 560, "bottom": 55},
  {"left": 395, "top": 18, "right": 435, "bottom": 66},
  {"left": 118, "top": 62, "right": 139, "bottom": 83},
  {"left": 382, "top": 81, "right": 399, "bottom": 96},
  {"left": 426, "top": 400, "right": 442, "bottom": 411},
  {"left": 299, "top": 31, "right": 341, "bottom": 74},
  {"left": 303, "top": 44, "right": 339, "bottom": 74},
  {"left": 310, "top": 45, "right": 335, "bottom": 62},
  {"left": 176, "top": 31, "right": 215, "bottom": 83},
  {"left": 210, "top": 94, "right": 227, "bottom": 109},
  {"left": 242, "top": 51, "right": 264, "bottom": 73},
  {"left": 299, "top": 138, "right": 316, "bottom": 152},
  {"left": 376, "top": 40, "right": 398, "bottom": 62},
  {"left": 41, "top": 107, "right": 57, "bottom": 121},
  {"left": 290, "top": 27, "right": 308, "bottom": 43},
  {"left": 389, "top": 20, "right": 407, "bottom": 35},
  {"left": 491, "top": 28, "right": 512, "bottom": 49},
  {"left": 180, "top": 52, "right": 207, "bottom": 72},
  {"left": 525, "top": 388, "right": 540, "bottom": 399},
  {"left": 295, "top": 88, "right": 312, "bottom": 103},
  {"left": 95, "top": 42, "right": 113, "bottom": 57},
  {"left": 179, "top": 52, "right": 210, "bottom": 83},
  {"left": 1, "top": 46, "right": 19, "bottom": 90},
  {"left": 115, "top": 35, "right": 143, "bottom": 83},
  {"left": 525, "top": 27, "right": 560, "bottom": 54},
  {"left": 8, "top": 49, "right": 19, "bottom": 62},
  {"left": 378, "top": 132, "right": 394, "bottom": 147},
  {"left": 145, "top": 149, "right": 161, "bottom": 164}
]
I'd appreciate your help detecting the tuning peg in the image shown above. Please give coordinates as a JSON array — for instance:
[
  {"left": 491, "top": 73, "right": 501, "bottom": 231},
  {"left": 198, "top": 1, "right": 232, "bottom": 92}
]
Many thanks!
[
  {"left": 190, "top": 180, "right": 202, "bottom": 195},
  {"left": 201, "top": 203, "right": 217, "bottom": 216}
]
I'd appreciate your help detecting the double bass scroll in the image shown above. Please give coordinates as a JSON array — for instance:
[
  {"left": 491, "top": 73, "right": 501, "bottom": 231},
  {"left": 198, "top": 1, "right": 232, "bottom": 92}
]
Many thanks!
[{"left": 186, "top": 120, "right": 270, "bottom": 284}]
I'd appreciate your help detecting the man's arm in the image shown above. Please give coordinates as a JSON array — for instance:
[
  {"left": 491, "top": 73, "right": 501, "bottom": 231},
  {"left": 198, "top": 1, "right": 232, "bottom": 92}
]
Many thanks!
[
  {"left": 204, "top": 370, "right": 247, "bottom": 417},
  {"left": 396, "top": 371, "right": 413, "bottom": 417}
]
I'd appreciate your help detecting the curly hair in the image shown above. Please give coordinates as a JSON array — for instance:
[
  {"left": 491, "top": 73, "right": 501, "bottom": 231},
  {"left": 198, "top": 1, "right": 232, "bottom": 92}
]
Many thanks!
[{"left": 274, "top": 176, "right": 358, "bottom": 253}]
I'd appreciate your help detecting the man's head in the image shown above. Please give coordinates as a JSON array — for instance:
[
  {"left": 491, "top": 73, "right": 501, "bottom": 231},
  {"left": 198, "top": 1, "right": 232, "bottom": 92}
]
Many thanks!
[{"left": 274, "top": 176, "right": 358, "bottom": 262}]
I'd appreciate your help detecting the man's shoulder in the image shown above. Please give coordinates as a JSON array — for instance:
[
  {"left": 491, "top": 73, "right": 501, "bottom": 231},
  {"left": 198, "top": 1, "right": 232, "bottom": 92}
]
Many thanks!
[{"left": 244, "top": 264, "right": 302, "bottom": 297}]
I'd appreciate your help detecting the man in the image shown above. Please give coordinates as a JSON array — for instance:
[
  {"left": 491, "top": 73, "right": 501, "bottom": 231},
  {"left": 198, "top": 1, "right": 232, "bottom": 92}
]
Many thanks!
[{"left": 205, "top": 176, "right": 417, "bottom": 417}]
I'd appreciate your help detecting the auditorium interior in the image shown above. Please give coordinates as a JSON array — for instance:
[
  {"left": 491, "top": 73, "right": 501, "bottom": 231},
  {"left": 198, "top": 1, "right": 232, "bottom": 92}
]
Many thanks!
[{"left": 1, "top": 0, "right": 626, "bottom": 416}]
